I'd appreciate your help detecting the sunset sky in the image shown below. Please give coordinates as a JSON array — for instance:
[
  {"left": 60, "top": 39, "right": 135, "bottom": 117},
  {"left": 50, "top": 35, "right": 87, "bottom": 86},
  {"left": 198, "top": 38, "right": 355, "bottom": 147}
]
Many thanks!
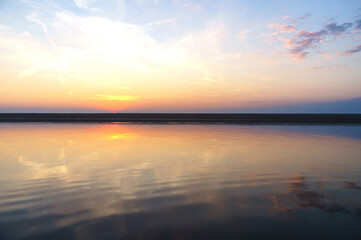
[{"left": 0, "top": 0, "right": 360, "bottom": 112}]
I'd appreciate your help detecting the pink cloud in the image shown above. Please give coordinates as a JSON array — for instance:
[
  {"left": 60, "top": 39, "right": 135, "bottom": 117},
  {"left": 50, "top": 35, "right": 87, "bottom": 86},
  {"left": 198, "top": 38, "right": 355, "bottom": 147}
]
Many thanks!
[
  {"left": 275, "top": 20, "right": 355, "bottom": 60},
  {"left": 269, "top": 23, "right": 296, "bottom": 33}
]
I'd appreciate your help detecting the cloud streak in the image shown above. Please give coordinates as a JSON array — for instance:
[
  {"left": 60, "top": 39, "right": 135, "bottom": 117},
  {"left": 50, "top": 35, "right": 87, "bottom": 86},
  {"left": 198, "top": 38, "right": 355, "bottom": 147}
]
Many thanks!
[
  {"left": 269, "top": 23, "right": 296, "bottom": 33},
  {"left": 309, "top": 64, "right": 347, "bottom": 71},
  {"left": 74, "top": 0, "right": 98, "bottom": 11},
  {"left": 342, "top": 44, "right": 361, "bottom": 56}
]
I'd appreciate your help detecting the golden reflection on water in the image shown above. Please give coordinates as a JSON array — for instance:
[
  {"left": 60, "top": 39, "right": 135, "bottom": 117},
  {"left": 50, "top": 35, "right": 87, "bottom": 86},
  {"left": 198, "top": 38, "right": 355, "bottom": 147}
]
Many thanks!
[
  {"left": 1, "top": 124, "right": 360, "bottom": 181},
  {"left": 0, "top": 124, "right": 361, "bottom": 239}
]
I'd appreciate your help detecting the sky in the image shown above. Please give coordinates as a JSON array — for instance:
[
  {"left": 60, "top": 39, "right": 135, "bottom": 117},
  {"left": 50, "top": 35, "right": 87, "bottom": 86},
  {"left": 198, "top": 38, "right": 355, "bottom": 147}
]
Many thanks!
[{"left": 0, "top": 0, "right": 360, "bottom": 113}]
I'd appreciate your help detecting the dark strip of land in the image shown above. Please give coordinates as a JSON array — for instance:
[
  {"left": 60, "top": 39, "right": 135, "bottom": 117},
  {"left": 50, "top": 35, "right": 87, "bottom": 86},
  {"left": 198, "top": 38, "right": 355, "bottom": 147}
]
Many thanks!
[{"left": 0, "top": 113, "right": 361, "bottom": 124}]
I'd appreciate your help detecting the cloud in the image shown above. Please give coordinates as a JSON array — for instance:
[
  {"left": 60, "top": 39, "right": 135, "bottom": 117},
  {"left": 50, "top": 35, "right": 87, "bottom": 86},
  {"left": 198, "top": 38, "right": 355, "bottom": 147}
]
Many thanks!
[
  {"left": 73, "top": 0, "right": 125, "bottom": 16},
  {"left": 278, "top": 20, "right": 354, "bottom": 59},
  {"left": 285, "top": 31, "right": 326, "bottom": 59},
  {"left": 26, "top": 11, "right": 56, "bottom": 47},
  {"left": 298, "top": 13, "right": 311, "bottom": 21},
  {"left": 282, "top": 13, "right": 311, "bottom": 23},
  {"left": 17, "top": 12, "right": 181, "bottom": 73},
  {"left": 325, "top": 22, "right": 353, "bottom": 36},
  {"left": 269, "top": 23, "right": 296, "bottom": 33},
  {"left": 309, "top": 64, "right": 347, "bottom": 71},
  {"left": 0, "top": 9, "right": 227, "bottom": 100},
  {"left": 342, "top": 44, "right": 361, "bottom": 56},
  {"left": 74, "top": 0, "right": 97, "bottom": 10},
  {"left": 265, "top": 14, "right": 361, "bottom": 60}
]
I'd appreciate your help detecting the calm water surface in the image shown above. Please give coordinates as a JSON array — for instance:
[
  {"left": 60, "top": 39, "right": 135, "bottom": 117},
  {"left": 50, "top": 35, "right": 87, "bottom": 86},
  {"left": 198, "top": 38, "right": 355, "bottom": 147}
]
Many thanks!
[{"left": 0, "top": 124, "right": 361, "bottom": 240}]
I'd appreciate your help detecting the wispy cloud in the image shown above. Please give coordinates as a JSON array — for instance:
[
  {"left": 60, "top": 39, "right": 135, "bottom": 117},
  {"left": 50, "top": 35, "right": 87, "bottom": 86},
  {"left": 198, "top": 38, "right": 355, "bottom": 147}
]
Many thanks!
[
  {"left": 26, "top": 11, "right": 56, "bottom": 47},
  {"left": 342, "top": 44, "right": 361, "bottom": 56},
  {"left": 282, "top": 13, "right": 311, "bottom": 23},
  {"left": 269, "top": 23, "right": 296, "bottom": 33},
  {"left": 309, "top": 64, "right": 347, "bottom": 71},
  {"left": 5, "top": 10, "right": 224, "bottom": 84},
  {"left": 298, "top": 13, "right": 311, "bottom": 21},
  {"left": 73, "top": 0, "right": 98, "bottom": 11}
]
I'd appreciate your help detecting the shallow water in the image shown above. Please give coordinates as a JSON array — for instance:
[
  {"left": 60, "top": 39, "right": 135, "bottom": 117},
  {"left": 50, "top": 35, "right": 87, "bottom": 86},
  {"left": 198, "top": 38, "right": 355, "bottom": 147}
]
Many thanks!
[{"left": 0, "top": 124, "right": 361, "bottom": 240}]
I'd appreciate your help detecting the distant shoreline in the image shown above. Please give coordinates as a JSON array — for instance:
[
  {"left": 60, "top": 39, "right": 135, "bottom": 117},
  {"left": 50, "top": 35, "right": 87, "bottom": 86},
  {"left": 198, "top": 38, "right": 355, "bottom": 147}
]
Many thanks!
[{"left": 0, "top": 113, "right": 361, "bottom": 124}]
